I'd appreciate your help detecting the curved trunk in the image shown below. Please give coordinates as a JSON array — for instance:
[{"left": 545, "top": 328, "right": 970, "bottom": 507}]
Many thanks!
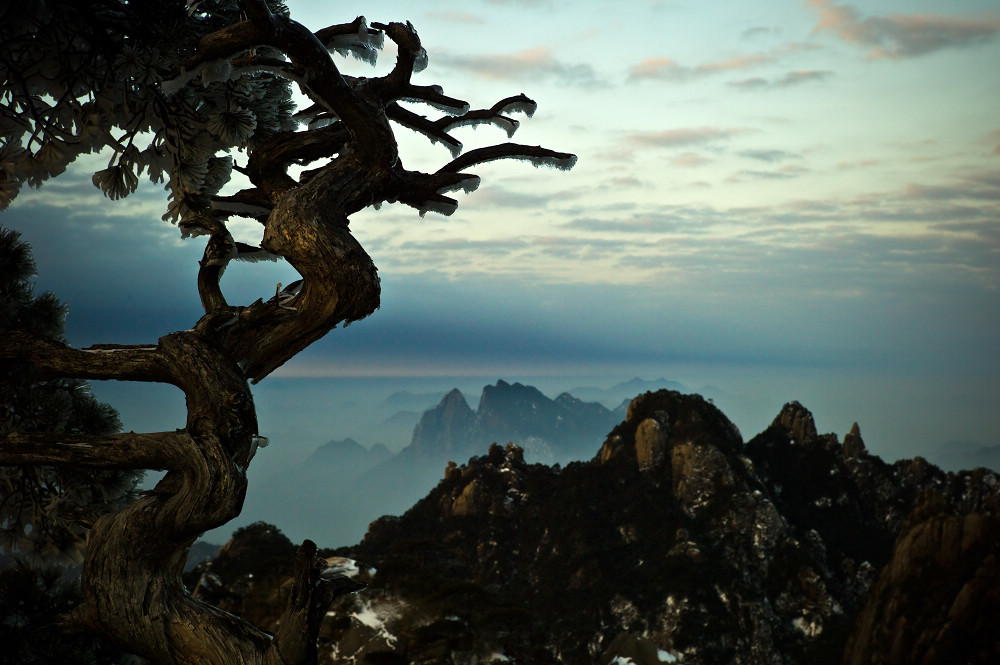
[{"left": 63, "top": 331, "right": 356, "bottom": 665}]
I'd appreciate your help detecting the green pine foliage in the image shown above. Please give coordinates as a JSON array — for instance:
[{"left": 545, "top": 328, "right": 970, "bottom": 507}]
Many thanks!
[
  {"left": 0, "top": 227, "right": 140, "bottom": 663},
  {"left": 0, "top": 1, "right": 295, "bottom": 222},
  {"left": 0, "top": 227, "right": 141, "bottom": 562}
]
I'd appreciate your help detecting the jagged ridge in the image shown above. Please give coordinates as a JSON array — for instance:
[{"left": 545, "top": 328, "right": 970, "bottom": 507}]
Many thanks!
[
  {"left": 187, "top": 390, "right": 1000, "bottom": 665},
  {"left": 407, "top": 379, "right": 623, "bottom": 464}
]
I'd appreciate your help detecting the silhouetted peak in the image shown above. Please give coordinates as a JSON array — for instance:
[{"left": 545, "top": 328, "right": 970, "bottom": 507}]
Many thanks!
[
  {"left": 599, "top": 389, "right": 742, "bottom": 470},
  {"left": 408, "top": 388, "right": 475, "bottom": 454},
  {"left": 843, "top": 421, "right": 867, "bottom": 459},
  {"left": 478, "top": 380, "right": 547, "bottom": 412},
  {"left": 554, "top": 392, "right": 580, "bottom": 406},
  {"left": 772, "top": 400, "right": 818, "bottom": 444},
  {"left": 315, "top": 437, "right": 365, "bottom": 453},
  {"left": 441, "top": 388, "right": 471, "bottom": 410},
  {"left": 307, "top": 438, "right": 370, "bottom": 466}
]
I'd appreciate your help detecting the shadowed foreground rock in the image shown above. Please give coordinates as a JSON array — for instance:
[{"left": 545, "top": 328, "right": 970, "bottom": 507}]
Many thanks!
[
  {"left": 190, "top": 391, "right": 1000, "bottom": 664},
  {"left": 842, "top": 483, "right": 1000, "bottom": 665}
]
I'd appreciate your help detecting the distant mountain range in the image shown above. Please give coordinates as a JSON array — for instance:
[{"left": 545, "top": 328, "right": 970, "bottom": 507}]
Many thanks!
[
  {"left": 256, "top": 379, "right": 639, "bottom": 547},
  {"left": 408, "top": 379, "right": 626, "bottom": 464},
  {"left": 189, "top": 390, "right": 1000, "bottom": 665}
]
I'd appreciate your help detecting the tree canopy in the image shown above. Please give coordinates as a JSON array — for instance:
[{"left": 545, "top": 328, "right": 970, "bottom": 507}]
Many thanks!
[{"left": 1, "top": 1, "right": 575, "bottom": 663}]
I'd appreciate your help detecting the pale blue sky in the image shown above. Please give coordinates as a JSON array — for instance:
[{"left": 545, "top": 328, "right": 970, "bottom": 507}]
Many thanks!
[{"left": 4, "top": 0, "right": 999, "bottom": 469}]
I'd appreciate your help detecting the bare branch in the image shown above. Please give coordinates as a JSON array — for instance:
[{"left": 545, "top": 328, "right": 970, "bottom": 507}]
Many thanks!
[
  {"left": 245, "top": 122, "right": 350, "bottom": 199},
  {"left": 0, "top": 431, "right": 190, "bottom": 470},
  {"left": 269, "top": 539, "right": 366, "bottom": 664},
  {"left": 0, "top": 332, "right": 170, "bottom": 384}
]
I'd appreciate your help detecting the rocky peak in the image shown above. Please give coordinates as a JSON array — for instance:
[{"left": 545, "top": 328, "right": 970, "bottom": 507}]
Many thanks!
[
  {"left": 193, "top": 392, "right": 1000, "bottom": 665},
  {"left": 306, "top": 437, "right": 372, "bottom": 467},
  {"left": 476, "top": 380, "right": 555, "bottom": 432},
  {"left": 407, "top": 380, "right": 619, "bottom": 463},
  {"left": 600, "top": 390, "right": 743, "bottom": 471},
  {"left": 440, "top": 387, "right": 472, "bottom": 413},
  {"left": 842, "top": 422, "right": 867, "bottom": 459},
  {"left": 408, "top": 388, "right": 475, "bottom": 455},
  {"left": 843, "top": 485, "right": 1000, "bottom": 665},
  {"left": 772, "top": 400, "right": 819, "bottom": 444}
]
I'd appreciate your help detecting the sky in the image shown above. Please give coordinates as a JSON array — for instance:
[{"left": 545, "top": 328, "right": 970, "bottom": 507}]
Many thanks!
[{"left": 3, "top": 0, "right": 999, "bottom": 476}]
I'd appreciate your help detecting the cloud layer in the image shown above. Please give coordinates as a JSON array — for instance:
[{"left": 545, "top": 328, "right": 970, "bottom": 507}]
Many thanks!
[{"left": 808, "top": 1, "right": 1000, "bottom": 58}]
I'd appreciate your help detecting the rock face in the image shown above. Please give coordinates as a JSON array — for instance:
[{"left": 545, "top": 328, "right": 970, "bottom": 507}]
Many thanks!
[
  {"left": 408, "top": 379, "right": 623, "bottom": 463},
  {"left": 185, "top": 522, "right": 298, "bottom": 630},
  {"left": 191, "top": 391, "right": 1000, "bottom": 665},
  {"left": 842, "top": 480, "right": 1000, "bottom": 665},
  {"left": 408, "top": 389, "right": 476, "bottom": 456}
]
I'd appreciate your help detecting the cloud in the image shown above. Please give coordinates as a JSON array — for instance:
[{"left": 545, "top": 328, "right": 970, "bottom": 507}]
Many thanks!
[
  {"left": 398, "top": 237, "right": 529, "bottom": 254},
  {"left": 808, "top": 1, "right": 1000, "bottom": 58},
  {"left": 726, "top": 165, "right": 809, "bottom": 182},
  {"left": 423, "top": 10, "right": 486, "bottom": 24},
  {"left": 903, "top": 174, "right": 1000, "bottom": 202},
  {"left": 778, "top": 70, "right": 834, "bottom": 86},
  {"left": 626, "top": 127, "right": 749, "bottom": 149},
  {"left": 627, "top": 57, "right": 682, "bottom": 81},
  {"left": 671, "top": 152, "right": 712, "bottom": 167},
  {"left": 728, "top": 77, "right": 769, "bottom": 91},
  {"left": 628, "top": 53, "right": 772, "bottom": 82},
  {"left": 562, "top": 207, "right": 729, "bottom": 235},
  {"left": 837, "top": 159, "right": 881, "bottom": 170},
  {"left": 462, "top": 185, "right": 559, "bottom": 210},
  {"left": 483, "top": 0, "right": 552, "bottom": 6},
  {"left": 433, "top": 47, "right": 600, "bottom": 86},
  {"left": 742, "top": 26, "right": 773, "bottom": 40},
  {"left": 606, "top": 176, "right": 644, "bottom": 188},
  {"left": 729, "top": 70, "right": 833, "bottom": 90},
  {"left": 740, "top": 149, "right": 798, "bottom": 163}
]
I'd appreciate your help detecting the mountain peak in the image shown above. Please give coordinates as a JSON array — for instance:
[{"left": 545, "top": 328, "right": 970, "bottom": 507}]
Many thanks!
[
  {"left": 408, "top": 388, "right": 475, "bottom": 455},
  {"left": 405, "top": 380, "right": 618, "bottom": 464},
  {"left": 772, "top": 400, "right": 819, "bottom": 444},
  {"left": 441, "top": 387, "right": 469, "bottom": 407}
]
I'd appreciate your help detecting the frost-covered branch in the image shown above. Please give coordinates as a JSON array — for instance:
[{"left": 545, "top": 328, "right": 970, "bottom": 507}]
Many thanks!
[
  {"left": 441, "top": 143, "right": 578, "bottom": 174},
  {"left": 385, "top": 94, "right": 540, "bottom": 161},
  {"left": 437, "top": 94, "right": 537, "bottom": 137},
  {"left": 386, "top": 169, "right": 482, "bottom": 217},
  {"left": 386, "top": 103, "right": 464, "bottom": 157},
  {"left": 314, "top": 16, "right": 384, "bottom": 65},
  {"left": 370, "top": 21, "right": 427, "bottom": 84}
]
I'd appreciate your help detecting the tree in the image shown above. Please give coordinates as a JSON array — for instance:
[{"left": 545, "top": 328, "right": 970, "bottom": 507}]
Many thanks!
[
  {"left": 1, "top": 227, "right": 138, "bottom": 665},
  {"left": 1, "top": 228, "right": 140, "bottom": 564},
  {"left": 0, "top": 1, "right": 575, "bottom": 663}
]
